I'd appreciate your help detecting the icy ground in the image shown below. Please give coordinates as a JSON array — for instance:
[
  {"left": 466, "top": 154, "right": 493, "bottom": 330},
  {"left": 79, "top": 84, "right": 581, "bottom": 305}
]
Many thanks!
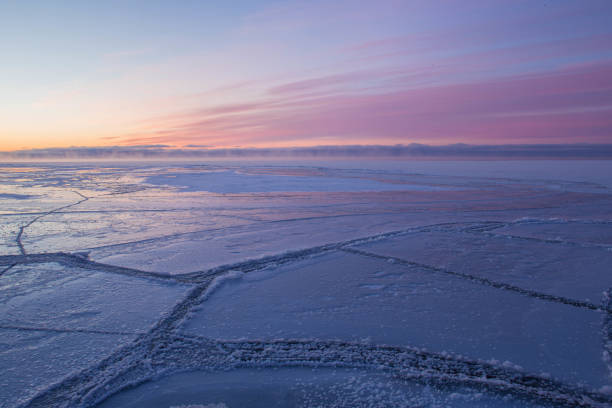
[{"left": 1, "top": 160, "right": 612, "bottom": 408}]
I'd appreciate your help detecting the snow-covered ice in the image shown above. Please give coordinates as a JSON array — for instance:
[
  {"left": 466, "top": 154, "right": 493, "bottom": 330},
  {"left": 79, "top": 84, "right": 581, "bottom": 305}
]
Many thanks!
[
  {"left": 0, "top": 262, "right": 190, "bottom": 332},
  {"left": 97, "top": 368, "right": 547, "bottom": 408},
  {"left": 181, "top": 251, "right": 608, "bottom": 388},
  {"left": 0, "top": 329, "right": 133, "bottom": 408},
  {"left": 145, "top": 168, "right": 460, "bottom": 193},
  {"left": 87, "top": 212, "right": 441, "bottom": 274},
  {"left": 1, "top": 160, "right": 612, "bottom": 407},
  {"left": 0, "top": 260, "right": 191, "bottom": 407},
  {"left": 352, "top": 230, "right": 612, "bottom": 304},
  {"left": 493, "top": 220, "right": 612, "bottom": 246}
]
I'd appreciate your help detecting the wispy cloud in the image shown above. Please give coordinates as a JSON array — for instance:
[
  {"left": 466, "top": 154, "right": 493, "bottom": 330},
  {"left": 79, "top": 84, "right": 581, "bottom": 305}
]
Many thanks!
[
  {"left": 2, "top": 1, "right": 611, "bottom": 150},
  {"left": 122, "top": 61, "right": 612, "bottom": 147}
]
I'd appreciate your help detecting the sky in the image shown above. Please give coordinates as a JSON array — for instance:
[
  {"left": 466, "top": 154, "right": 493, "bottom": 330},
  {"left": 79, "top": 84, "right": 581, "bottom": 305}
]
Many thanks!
[{"left": 1, "top": 0, "right": 611, "bottom": 152}]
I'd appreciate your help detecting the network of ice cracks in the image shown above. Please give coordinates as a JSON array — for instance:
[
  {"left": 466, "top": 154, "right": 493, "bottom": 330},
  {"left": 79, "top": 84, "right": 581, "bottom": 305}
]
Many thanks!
[{"left": 1, "top": 162, "right": 612, "bottom": 408}]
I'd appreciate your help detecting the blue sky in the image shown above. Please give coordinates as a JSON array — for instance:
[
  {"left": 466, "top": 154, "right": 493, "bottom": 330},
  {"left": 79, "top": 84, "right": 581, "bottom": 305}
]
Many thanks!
[{"left": 1, "top": 0, "right": 611, "bottom": 150}]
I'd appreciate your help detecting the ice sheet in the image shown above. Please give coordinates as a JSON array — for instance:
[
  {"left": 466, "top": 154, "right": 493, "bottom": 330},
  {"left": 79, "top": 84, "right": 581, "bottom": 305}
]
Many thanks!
[
  {"left": 146, "top": 169, "right": 461, "bottom": 193},
  {"left": 20, "top": 209, "right": 251, "bottom": 254},
  {"left": 97, "top": 367, "right": 546, "bottom": 408},
  {"left": 0, "top": 328, "right": 133, "bottom": 408},
  {"left": 352, "top": 230, "right": 612, "bottom": 305},
  {"left": 0, "top": 215, "right": 30, "bottom": 255},
  {"left": 492, "top": 220, "right": 612, "bottom": 246},
  {"left": 181, "top": 252, "right": 609, "bottom": 388},
  {"left": 87, "top": 212, "right": 442, "bottom": 274},
  {"left": 0, "top": 262, "right": 191, "bottom": 332},
  {"left": 2, "top": 160, "right": 612, "bottom": 407}
]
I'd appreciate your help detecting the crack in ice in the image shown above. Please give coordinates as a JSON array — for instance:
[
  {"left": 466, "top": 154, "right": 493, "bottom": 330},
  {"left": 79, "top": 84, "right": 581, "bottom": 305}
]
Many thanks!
[
  {"left": 21, "top": 300, "right": 612, "bottom": 408},
  {"left": 6, "top": 217, "right": 612, "bottom": 407},
  {"left": 0, "top": 324, "right": 143, "bottom": 337},
  {"left": 15, "top": 191, "right": 90, "bottom": 256},
  {"left": 340, "top": 247, "right": 605, "bottom": 312}
]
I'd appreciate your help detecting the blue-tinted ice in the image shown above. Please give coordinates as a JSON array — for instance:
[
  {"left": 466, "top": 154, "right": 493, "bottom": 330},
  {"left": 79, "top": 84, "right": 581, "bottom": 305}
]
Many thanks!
[{"left": 1, "top": 160, "right": 612, "bottom": 407}]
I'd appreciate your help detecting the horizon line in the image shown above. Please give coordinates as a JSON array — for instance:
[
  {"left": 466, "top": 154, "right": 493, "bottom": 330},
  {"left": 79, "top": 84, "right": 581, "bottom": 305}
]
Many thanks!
[{"left": 2, "top": 143, "right": 612, "bottom": 161}]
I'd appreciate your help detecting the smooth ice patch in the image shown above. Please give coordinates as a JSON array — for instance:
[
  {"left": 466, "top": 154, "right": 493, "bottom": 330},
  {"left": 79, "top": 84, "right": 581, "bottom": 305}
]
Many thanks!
[
  {"left": 354, "top": 230, "right": 612, "bottom": 304},
  {"left": 182, "top": 252, "right": 609, "bottom": 388},
  {"left": 0, "top": 262, "right": 191, "bottom": 332},
  {"left": 493, "top": 221, "right": 612, "bottom": 246},
  {"left": 20, "top": 209, "right": 250, "bottom": 254},
  {"left": 97, "top": 367, "right": 545, "bottom": 408},
  {"left": 0, "top": 328, "right": 133, "bottom": 408},
  {"left": 88, "top": 213, "right": 428, "bottom": 274},
  {"left": 146, "top": 170, "right": 455, "bottom": 193}
]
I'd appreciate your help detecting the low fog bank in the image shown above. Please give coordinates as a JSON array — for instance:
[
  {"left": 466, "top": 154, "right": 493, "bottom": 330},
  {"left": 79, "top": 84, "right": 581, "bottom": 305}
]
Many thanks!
[{"left": 2, "top": 143, "right": 612, "bottom": 161}]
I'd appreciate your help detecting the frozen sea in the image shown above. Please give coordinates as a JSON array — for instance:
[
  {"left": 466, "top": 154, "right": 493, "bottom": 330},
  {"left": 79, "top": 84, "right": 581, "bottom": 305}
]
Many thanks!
[{"left": 1, "top": 159, "right": 612, "bottom": 408}]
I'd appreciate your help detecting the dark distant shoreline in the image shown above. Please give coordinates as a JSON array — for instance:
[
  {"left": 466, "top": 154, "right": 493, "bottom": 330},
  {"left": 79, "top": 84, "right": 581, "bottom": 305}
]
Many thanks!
[{"left": 3, "top": 143, "right": 612, "bottom": 161}]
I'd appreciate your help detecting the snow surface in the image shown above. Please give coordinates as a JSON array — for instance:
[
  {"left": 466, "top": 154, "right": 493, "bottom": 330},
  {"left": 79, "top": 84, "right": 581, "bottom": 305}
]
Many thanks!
[{"left": 1, "top": 161, "right": 612, "bottom": 407}]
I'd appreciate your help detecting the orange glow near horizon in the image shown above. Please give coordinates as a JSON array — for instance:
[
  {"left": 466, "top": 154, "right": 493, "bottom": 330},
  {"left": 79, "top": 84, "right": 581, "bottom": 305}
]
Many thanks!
[{"left": 2, "top": 1, "right": 611, "bottom": 153}]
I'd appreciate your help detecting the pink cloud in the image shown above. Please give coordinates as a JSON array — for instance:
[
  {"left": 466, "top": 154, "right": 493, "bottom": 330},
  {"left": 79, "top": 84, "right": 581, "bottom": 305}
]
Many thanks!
[
  {"left": 268, "top": 71, "right": 372, "bottom": 95},
  {"left": 118, "top": 61, "right": 612, "bottom": 147}
]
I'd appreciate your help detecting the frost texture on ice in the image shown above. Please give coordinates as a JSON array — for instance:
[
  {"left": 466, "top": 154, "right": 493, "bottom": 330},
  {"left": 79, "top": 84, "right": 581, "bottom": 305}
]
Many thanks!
[
  {"left": 87, "top": 213, "right": 438, "bottom": 274},
  {"left": 97, "top": 368, "right": 547, "bottom": 408},
  {"left": 352, "top": 229, "right": 612, "bottom": 304},
  {"left": 493, "top": 220, "right": 612, "bottom": 246},
  {"left": 0, "top": 262, "right": 190, "bottom": 333},
  {"left": 0, "top": 328, "right": 133, "bottom": 408},
  {"left": 1, "top": 161, "right": 612, "bottom": 407},
  {"left": 146, "top": 169, "right": 455, "bottom": 193},
  {"left": 182, "top": 251, "right": 609, "bottom": 388}
]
